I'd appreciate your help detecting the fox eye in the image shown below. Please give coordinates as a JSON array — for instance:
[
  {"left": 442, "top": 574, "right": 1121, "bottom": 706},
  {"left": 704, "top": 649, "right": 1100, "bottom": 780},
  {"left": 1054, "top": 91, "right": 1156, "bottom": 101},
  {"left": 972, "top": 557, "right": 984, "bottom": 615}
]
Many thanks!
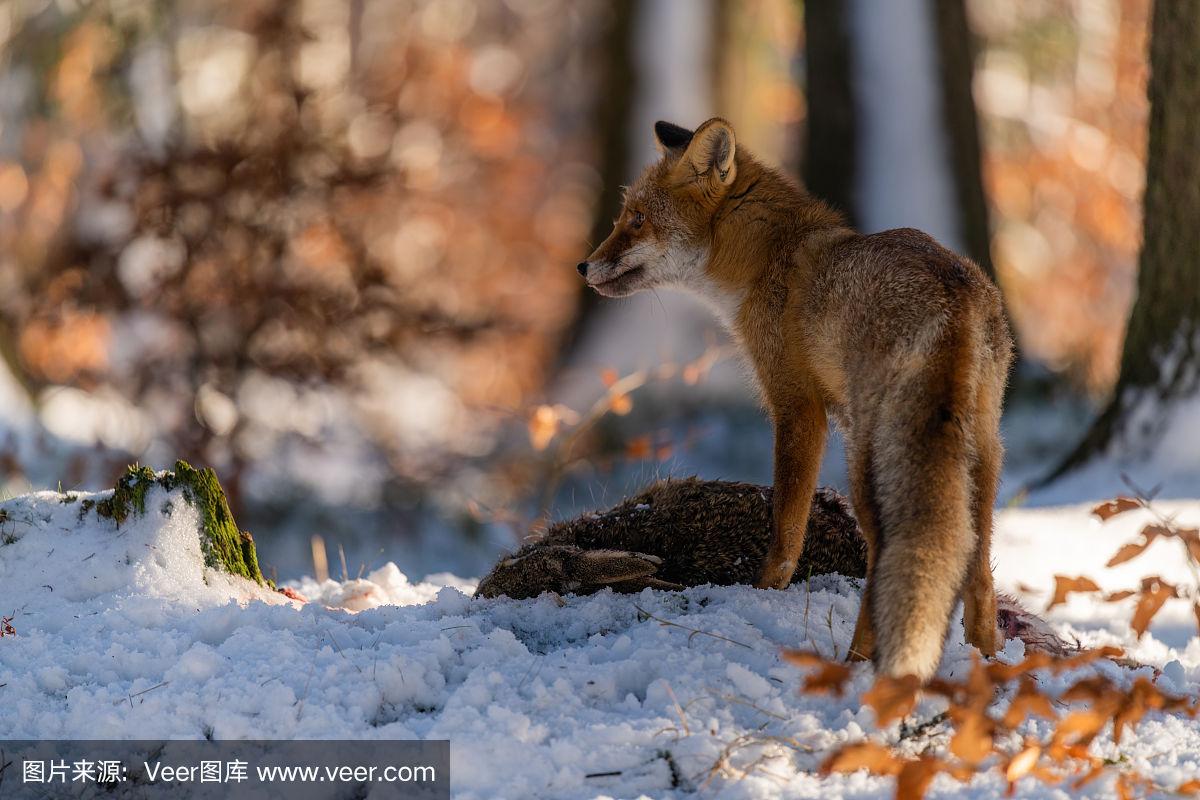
[{"left": 630, "top": 211, "right": 645, "bottom": 229}]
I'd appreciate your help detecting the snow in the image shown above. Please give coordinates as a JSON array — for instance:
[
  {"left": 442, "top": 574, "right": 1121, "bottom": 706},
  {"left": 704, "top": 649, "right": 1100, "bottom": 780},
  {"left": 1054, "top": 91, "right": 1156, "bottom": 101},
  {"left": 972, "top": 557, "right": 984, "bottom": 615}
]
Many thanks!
[{"left": 2, "top": 482, "right": 1199, "bottom": 798}]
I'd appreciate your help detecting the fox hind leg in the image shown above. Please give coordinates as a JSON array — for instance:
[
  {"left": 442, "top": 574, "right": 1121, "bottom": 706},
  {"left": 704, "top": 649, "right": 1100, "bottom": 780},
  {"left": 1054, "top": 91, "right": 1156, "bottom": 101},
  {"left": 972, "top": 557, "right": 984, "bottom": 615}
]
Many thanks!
[
  {"left": 845, "top": 425, "right": 881, "bottom": 662},
  {"left": 962, "top": 399, "right": 1004, "bottom": 657}
]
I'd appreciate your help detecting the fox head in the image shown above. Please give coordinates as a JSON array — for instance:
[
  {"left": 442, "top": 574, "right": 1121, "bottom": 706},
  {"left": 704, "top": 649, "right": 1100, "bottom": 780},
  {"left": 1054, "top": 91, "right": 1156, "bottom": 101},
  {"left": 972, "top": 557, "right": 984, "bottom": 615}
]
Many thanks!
[{"left": 577, "top": 118, "right": 740, "bottom": 300}]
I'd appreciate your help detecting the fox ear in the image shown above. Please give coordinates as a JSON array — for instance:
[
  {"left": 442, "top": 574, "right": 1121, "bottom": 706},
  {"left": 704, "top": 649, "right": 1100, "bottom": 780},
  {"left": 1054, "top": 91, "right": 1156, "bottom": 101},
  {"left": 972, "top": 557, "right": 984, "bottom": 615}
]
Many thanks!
[
  {"left": 674, "top": 117, "right": 737, "bottom": 189},
  {"left": 654, "top": 120, "right": 694, "bottom": 154}
]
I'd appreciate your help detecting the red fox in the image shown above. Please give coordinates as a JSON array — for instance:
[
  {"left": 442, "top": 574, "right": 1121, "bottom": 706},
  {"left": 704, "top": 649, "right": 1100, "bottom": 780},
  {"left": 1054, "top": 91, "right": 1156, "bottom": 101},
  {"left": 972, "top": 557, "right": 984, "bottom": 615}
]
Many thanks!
[{"left": 577, "top": 118, "right": 1013, "bottom": 681}]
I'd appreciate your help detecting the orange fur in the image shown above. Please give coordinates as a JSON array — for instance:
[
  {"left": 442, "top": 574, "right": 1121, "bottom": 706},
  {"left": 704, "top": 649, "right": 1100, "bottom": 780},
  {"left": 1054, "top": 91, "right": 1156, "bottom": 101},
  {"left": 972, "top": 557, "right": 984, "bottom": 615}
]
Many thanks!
[{"left": 580, "top": 119, "right": 1013, "bottom": 681}]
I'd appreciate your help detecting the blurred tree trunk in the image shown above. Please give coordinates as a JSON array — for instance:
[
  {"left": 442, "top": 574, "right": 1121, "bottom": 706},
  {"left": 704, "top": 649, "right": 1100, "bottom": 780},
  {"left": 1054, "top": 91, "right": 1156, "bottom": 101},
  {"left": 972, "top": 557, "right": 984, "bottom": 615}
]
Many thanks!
[
  {"left": 802, "top": 0, "right": 859, "bottom": 226},
  {"left": 931, "top": 0, "right": 1029, "bottom": 389},
  {"left": 931, "top": 0, "right": 994, "bottom": 279},
  {"left": 554, "top": 0, "right": 637, "bottom": 368},
  {"left": 1040, "top": 0, "right": 1200, "bottom": 484}
]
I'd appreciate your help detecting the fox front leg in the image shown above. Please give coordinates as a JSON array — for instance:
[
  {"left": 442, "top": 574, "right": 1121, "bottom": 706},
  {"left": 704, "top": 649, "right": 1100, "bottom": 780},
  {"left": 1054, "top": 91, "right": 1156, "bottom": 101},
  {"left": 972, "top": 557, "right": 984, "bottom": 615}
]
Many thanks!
[{"left": 756, "top": 401, "right": 828, "bottom": 590}]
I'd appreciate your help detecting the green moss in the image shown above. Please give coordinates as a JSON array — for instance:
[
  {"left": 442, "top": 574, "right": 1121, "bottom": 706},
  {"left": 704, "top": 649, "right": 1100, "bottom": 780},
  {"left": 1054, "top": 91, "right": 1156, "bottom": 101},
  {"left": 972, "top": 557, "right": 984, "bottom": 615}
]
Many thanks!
[
  {"left": 94, "top": 464, "right": 158, "bottom": 524},
  {"left": 166, "top": 460, "right": 264, "bottom": 585},
  {"left": 86, "top": 461, "right": 264, "bottom": 585}
]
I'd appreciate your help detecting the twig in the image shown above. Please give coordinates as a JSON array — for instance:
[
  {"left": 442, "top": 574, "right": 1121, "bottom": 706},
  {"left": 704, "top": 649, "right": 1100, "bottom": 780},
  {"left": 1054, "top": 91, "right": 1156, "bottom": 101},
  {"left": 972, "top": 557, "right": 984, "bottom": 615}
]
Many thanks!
[
  {"left": 324, "top": 628, "right": 363, "bottom": 674},
  {"left": 664, "top": 683, "right": 690, "bottom": 737},
  {"left": 116, "top": 680, "right": 169, "bottom": 707},
  {"left": 634, "top": 604, "right": 752, "bottom": 649}
]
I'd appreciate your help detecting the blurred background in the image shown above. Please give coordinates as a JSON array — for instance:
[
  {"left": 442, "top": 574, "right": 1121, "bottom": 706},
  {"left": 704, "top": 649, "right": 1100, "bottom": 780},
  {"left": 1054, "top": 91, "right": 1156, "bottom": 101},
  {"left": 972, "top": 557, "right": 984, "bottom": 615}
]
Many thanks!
[{"left": 0, "top": 0, "right": 1173, "bottom": 581}]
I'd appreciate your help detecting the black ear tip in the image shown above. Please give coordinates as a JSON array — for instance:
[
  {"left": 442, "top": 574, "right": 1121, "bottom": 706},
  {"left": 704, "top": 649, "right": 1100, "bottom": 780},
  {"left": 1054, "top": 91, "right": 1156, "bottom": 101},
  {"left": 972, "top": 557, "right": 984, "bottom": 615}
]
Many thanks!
[{"left": 654, "top": 120, "right": 694, "bottom": 150}]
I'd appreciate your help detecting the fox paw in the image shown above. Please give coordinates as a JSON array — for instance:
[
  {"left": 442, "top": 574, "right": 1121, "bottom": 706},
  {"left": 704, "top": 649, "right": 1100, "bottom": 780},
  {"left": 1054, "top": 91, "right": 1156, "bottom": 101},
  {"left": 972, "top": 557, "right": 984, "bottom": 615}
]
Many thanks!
[{"left": 754, "top": 558, "right": 796, "bottom": 590}]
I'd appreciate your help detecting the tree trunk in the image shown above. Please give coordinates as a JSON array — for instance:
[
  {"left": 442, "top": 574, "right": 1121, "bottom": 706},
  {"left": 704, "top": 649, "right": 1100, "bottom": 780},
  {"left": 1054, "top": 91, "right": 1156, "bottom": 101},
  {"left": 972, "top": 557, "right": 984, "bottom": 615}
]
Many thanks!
[
  {"left": 552, "top": 0, "right": 637, "bottom": 369},
  {"left": 802, "top": 0, "right": 859, "bottom": 226},
  {"left": 1039, "top": 0, "right": 1200, "bottom": 485},
  {"left": 931, "top": 0, "right": 995, "bottom": 279}
]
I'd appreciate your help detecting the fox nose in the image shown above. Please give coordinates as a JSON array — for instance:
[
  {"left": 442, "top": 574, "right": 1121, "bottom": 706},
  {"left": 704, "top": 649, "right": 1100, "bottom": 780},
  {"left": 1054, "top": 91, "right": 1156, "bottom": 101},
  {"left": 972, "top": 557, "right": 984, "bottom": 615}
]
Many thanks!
[{"left": 576, "top": 261, "right": 589, "bottom": 277}]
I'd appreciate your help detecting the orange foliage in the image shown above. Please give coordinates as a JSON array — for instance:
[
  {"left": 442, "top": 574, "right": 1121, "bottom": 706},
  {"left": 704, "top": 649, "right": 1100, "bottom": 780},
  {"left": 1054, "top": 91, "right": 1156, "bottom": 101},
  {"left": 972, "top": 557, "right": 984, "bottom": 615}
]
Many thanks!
[{"left": 792, "top": 646, "right": 1196, "bottom": 799}]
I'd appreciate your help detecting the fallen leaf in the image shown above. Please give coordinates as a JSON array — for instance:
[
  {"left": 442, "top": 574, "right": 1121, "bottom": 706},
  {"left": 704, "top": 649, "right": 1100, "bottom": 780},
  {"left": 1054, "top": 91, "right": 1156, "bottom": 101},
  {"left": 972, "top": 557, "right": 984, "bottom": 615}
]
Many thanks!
[
  {"left": 863, "top": 674, "right": 921, "bottom": 726},
  {"left": 985, "top": 652, "right": 1052, "bottom": 682},
  {"left": 1070, "top": 761, "right": 1107, "bottom": 790},
  {"left": 1112, "top": 678, "right": 1162, "bottom": 743},
  {"left": 896, "top": 756, "right": 942, "bottom": 800},
  {"left": 1002, "top": 679, "right": 1056, "bottom": 727},
  {"left": 1131, "top": 579, "right": 1176, "bottom": 638},
  {"left": 1106, "top": 540, "right": 1152, "bottom": 568},
  {"left": 1177, "top": 778, "right": 1200, "bottom": 795},
  {"left": 782, "top": 649, "right": 853, "bottom": 696},
  {"left": 949, "top": 711, "right": 992, "bottom": 765},
  {"left": 1047, "top": 575, "right": 1101, "bottom": 610},
  {"left": 821, "top": 742, "right": 900, "bottom": 776},
  {"left": 1140, "top": 523, "right": 1173, "bottom": 539},
  {"left": 1052, "top": 710, "right": 1106, "bottom": 747},
  {"left": 1005, "top": 744, "right": 1040, "bottom": 783},
  {"left": 1178, "top": 528, "right": 1200, "bottom": 564},
  {"left": 1091, "top": 497, "right": 1140, "bottom": 521}
]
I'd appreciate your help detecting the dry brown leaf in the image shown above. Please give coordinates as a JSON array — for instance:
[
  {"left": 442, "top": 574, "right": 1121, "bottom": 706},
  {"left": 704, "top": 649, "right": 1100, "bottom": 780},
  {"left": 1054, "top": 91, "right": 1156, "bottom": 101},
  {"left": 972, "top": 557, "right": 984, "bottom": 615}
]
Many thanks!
[
  {"left": 804, "top": 663, "right": 854, "bottom": 696},
  {"left": 1131, "top": 579, "right": 1176, "bottom": 639},
  {"left": 863, "top": 674, "right": 921, "bottom": 726},
  {"left": 1179, "top": 528, "right": 1200, "bottom": 564},
  {"left": 781, "top": 649, "right": 826, "bottom": 667},
  {"left": 949, "top": 712, "right": 993, "bottom": 765},
  {"left": 1047, "top": 575, "right": 1101, "bottom": 610},
  {"left": 1053, "top": 710, "right": 1107, "bottom": 747},
  {"left": 1002, "top": 679, "right": 1057, "bottom": 727},
  {"left": 1005, "top": 744, "right": 1041, "bottom": 783},
  {"left": 782, "top": 649, "right": 853, "bottom": 696},
  {"left": 1141, "top": 523, "right": 1173, "bottom": 539},
  {"left": 1106, "top": 540, "right": 1152, "bottom": 568},
  {"left": 1116, "top": 773, "right": 1133, "bottom": 800},
  {"left": 820, "top": 741, "right": 900, "bottom": 776},
  {"left": 895, "top": 756, "right": 943, "bottom": 800},
  {"left": 1061, "top": 676, "right": 1121, "bottom": 709},
  {"left": 1030, "top": 764, "right": 1065, "bottom": 786},
  {"left": 985, "top": 652, "right": 1052, "bottom": 682},
  {"left": 1111, "top": 678, "right": 1162, "bottom": 744},
  {"left": 1091, "top": 497, "right": 1141, "bottom": 521},
  {"left": 1177, "top": 778, "right": 1200, "bottom": 795},
  {"left": 1106, "top": 590, "right": 1136, "bottom": 602},
  {"left": 1070, "top": 760, "right": 1107, "bottom": 790}
]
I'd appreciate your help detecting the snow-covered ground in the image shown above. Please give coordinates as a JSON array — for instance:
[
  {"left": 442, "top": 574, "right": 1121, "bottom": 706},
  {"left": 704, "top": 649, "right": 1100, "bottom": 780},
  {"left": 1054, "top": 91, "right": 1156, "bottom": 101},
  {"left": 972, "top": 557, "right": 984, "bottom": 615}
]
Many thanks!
[{"left": 1, "top": 479, "right": 1199, "bottom": 798}]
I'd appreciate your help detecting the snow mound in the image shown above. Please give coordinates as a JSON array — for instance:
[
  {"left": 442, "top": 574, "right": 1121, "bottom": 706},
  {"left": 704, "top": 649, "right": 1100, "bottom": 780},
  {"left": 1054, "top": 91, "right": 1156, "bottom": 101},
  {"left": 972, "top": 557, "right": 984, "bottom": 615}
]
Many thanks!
[
  {"left": 1, "top": 486, "right": 1199, "bottom": 797},
  {"left": 0, "top": 472, "right": 285, "bottom": 625}
]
